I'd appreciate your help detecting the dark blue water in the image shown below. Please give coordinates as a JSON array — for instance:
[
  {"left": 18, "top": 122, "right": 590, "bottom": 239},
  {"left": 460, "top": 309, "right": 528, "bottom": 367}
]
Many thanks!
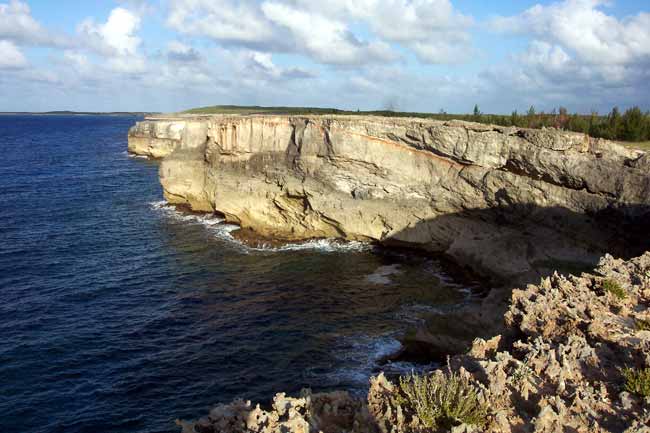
[{"left": 0, "top": 115, "right": 477, "bottom": 433}]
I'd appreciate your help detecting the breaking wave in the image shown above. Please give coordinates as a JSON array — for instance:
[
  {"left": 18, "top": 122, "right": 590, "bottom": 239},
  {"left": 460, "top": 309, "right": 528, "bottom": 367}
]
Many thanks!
[
  {"left": 149, "top": 200, "right": 371, "bottom": 253},
  {"left": 123, "top": 150, "right": 149, "bottom": 159},
  {"left": 325, "top": 333, "right": 439, "bottom": 392}
]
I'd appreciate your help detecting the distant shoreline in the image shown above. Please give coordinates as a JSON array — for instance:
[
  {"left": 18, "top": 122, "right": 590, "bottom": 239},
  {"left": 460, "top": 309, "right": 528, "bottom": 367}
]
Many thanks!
[{"left": 0, "top": 111, "right": 156, "bottom": 116}]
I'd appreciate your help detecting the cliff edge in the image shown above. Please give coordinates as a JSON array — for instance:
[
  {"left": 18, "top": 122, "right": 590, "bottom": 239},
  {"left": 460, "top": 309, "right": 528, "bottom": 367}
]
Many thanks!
[{"left": 128, "top": 114, "right": 650, "bottom": 284}]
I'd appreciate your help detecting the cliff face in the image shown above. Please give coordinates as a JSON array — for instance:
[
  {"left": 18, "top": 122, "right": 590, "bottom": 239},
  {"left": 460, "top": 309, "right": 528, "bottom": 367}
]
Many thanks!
[{"left": 128, "top": 115, "right": 650, "bottom": 283}]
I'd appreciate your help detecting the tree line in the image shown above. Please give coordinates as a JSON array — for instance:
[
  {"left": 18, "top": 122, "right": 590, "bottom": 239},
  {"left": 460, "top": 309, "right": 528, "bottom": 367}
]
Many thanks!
[
  {"left": 186, "top": 104, "right": 650, "bottom": 142},
  {"left": 434, "top": 105, "right": 650, "bottom": 142}
]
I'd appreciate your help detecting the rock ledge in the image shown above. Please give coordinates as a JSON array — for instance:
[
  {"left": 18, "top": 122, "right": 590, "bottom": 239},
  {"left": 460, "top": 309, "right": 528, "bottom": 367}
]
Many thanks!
[{"left": 128, "top": 114, "right": 650, "bottom": 284}]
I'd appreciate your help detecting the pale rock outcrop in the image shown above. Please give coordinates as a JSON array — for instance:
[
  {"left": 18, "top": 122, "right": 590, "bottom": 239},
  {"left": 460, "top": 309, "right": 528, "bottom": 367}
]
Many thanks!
[
  {"left": 128, "top": 119, "right": 185, "bottom": 158},
  {"left": 445, "top": 252, "right": 650, "bottom": 432},
  {"left": 127, "top": 117, "right": 209, "bottom": 158},
  {"left": 177, "top": 389, "right": 377, "bottom": 433},
  {"left": 128, "top": 114, "right": 650, "bottom": 283},
  {"left": 178, "top": 252, "right": 650, "bottom": 433}
]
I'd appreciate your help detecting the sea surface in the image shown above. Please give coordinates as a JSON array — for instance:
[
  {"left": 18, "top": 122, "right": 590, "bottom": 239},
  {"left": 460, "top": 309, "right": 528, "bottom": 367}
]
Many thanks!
[{"left": 0, "top": 115, "right": 479, "bottom": 433}]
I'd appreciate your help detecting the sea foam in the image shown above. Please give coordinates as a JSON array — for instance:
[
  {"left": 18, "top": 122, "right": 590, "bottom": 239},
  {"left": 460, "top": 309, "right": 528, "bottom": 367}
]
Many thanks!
[{"left": 149, "top": 200, "right": 371, "bottom": 253}]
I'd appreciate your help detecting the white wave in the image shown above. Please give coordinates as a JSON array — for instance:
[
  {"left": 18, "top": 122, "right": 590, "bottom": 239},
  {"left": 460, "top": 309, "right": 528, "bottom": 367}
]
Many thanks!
[
  {"left": 148, "top": 201, "right": 238, "bottom": 243},
  {"left": 249, "top": 238, "right": 371, "bottom": 253},
  {"left": 124, "top": 150, "right": 149, "bottom": 159},
  {"left": 149, "top": 200, "right": 371, "bottom": 253},
  {"left": 327, "top": 334, "right": 438, "bottom": 389}
]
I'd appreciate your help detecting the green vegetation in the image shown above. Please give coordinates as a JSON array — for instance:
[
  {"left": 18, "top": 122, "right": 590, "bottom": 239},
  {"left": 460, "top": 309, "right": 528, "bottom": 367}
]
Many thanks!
[
  {"left": 512, "top": 357, "right": 534, "bottom": 386},
  {"left": 602, "top": 279, "right": 626, "bottom": 300},
  {"left": 635, "top": 319, "right": 650, "bottom": 332},
  {"left": 182, "top": 105, "right": 650, "bottom": 145},
  {"left": 623, "top": 368, "right": 650, "bottom": 397},
  {"left": 397, "top": 371, "right": 489, "bottom": 429}
]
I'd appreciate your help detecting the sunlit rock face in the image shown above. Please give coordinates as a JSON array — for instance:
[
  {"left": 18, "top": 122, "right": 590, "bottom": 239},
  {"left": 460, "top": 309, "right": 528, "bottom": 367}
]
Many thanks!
[{"left": 128, "top": 114, "right": 650, "bottom": 283}]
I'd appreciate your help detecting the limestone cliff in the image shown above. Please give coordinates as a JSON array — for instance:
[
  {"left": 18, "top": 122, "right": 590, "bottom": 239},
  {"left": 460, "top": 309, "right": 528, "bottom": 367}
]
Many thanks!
[{"left": 128, "top": 114, "right": 650, "bottom": 283}]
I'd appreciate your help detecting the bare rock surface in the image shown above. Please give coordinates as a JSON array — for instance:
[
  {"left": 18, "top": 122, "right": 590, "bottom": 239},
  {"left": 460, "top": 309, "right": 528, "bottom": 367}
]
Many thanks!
[
  {"left": 130, "top": 116, "right": 650, "bottom": 431},
  {"left": 445, "top": 252, "right": 650, "bottom": 432},
  {"left": 178, "top": 252, "right": 650, "bottom": 432},
  {"left": 128, "top": 114, "right": 650, "bottom": 284}
]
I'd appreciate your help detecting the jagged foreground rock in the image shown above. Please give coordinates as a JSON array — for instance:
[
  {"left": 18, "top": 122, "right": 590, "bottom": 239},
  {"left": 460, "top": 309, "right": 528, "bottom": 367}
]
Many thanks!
[
  {"left": 178, "top": 252, "right": 650, "bottom": 433},
  {"left": 128, "top": 115, "right": 650, "bottom": 284}
]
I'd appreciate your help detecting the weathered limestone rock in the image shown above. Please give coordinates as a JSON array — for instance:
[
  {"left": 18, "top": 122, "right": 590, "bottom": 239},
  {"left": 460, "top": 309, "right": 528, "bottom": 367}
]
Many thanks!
[
  {"left": 445, "top": 252, "right": 650, "bottom": 432},
  {"left": 177, "top": 253, "right": 650, "bottom": 433},
  {"left": 128, "top": 114, "right": 650, "bottom": 283},
  {"left": 176, "top": 389, "right": 377, "bottom": 433},
  {"left": 128, "top": 119, "right": 185, "bottom": 158},
  {"left": 127, "top": 117, "right": 209, "bottom": 158}
]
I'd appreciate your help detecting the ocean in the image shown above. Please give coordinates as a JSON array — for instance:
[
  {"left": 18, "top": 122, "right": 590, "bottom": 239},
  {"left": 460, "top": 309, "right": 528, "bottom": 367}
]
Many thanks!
[{"left": 0, "top": 115, "right": 478, "bottom": 433}]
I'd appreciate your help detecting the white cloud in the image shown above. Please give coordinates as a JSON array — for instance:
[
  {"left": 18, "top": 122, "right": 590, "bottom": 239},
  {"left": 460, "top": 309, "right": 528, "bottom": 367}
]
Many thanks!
[
  {"left": 342, "top": 64, "right": 481, "bottom": 111},
  {"left": 167, "top": 40, "right": 201, "bottom": 62},
  {"left": 167, "top": 0, "right": 275, "bottom": 44},
  {"left": 236, "top": 50, "right": 315, "bottom": 81},
  {"left": 76, "top": 7, "right": 147, "bottom": 74},
  {"left": 0, "top": 1, "right": 41, "bottom": 42},
  {"left": 99, "top": 7, "right": 141, "bottom": 56},
  {"left": 105, "top": 55, "right": 147, "bottom": 74},
  {"left": 0, "top": 38, "right": 26, "bottom": 68},
  {"left": 0, "top": 0, "right": 70, "bottom": 46},
  {"left": 481, "top": 0, "right": 650, "bottom": 112},
  {"left": 490, "top": 0, "right": 650, "bottom": 65},
  {"left": 63, "top": 50, "right": 91, "bottom": 74},
  {"left": 299, "top": 0, "right": 473, "bottom": 63},
  {"left": 78, "top": 7, "right": 142, "bottom": 56},
  {"left": 165, "top": 0, "right": 471, "bottom": 65},
  {"left": 519, "top": 41, "right": 573, "bottom": 75},
  {"left": 2, "top": 0, "right": 648, "bottom": 114},
  {"left": 261, "top": 2, "right": 396, "bottom": 65}
]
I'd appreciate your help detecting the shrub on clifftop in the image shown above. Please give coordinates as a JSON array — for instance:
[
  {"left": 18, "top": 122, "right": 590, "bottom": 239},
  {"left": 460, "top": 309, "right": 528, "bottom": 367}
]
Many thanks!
[
  {"left": 623, "top": 368, "right": 650, "bottom": 398},
  {"left": 397, "top": 370, "right": 489, "bottom": 430},
  {"left": 602, "top": 278, "right": 626, "bottom": 300}
]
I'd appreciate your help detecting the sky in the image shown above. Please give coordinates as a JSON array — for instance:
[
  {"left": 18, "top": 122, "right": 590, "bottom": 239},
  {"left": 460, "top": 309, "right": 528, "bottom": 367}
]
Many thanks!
[{"left": 0, "top": 0, "right": 648, "bottom": 113}]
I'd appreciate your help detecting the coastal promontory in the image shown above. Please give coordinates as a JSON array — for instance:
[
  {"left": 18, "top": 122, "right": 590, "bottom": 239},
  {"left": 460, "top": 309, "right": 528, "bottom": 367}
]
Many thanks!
[{"left": 129, "top": 114, "right": 650, "bottom": 285}]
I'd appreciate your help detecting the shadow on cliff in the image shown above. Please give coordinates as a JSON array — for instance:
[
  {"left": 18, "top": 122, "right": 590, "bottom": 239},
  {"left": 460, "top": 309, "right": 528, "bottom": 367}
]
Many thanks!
[{"left": 379, "top": 201, "right": 650, "bottom": 363}]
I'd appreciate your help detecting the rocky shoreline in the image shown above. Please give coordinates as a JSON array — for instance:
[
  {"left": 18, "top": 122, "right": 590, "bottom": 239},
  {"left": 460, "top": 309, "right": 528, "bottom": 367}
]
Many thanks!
[
  {"left": 128, "top": 114, "right": 650, "bottom": 286},
  {"left": 128, "top": 115, "right": 650, "bottom": 431},
  {"left": 177, "top": 252, "right": 650, "bottom": 433}
]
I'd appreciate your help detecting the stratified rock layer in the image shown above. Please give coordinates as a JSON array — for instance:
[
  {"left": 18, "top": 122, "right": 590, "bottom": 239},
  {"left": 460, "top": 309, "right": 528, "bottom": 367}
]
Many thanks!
[
  {"left": 128, "top": 114, "right": 650, "bottom": 283},
  {"left": 179, "top": 252, "right": 650, "bottom": 433}
]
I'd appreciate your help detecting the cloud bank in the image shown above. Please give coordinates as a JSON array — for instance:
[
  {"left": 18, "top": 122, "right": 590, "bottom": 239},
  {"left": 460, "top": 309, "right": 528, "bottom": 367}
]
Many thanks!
[{"left": 0, "top": 0, "right": 648, "bottom": 113}]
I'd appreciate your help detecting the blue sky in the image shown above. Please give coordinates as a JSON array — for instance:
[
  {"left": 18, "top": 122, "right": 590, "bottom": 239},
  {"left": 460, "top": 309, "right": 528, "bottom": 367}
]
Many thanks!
[{"left": 0, "top": 0, "right": 648, "bottom": 113}]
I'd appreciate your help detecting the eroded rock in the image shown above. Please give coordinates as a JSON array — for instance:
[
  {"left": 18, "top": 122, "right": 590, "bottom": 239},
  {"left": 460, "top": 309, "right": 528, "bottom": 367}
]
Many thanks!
[
  {"left": 178, "top": 253, "right": 650, "bottom": 432},
  {"left": 128, "top": 114, "right": 650, "bottom": 284}
]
